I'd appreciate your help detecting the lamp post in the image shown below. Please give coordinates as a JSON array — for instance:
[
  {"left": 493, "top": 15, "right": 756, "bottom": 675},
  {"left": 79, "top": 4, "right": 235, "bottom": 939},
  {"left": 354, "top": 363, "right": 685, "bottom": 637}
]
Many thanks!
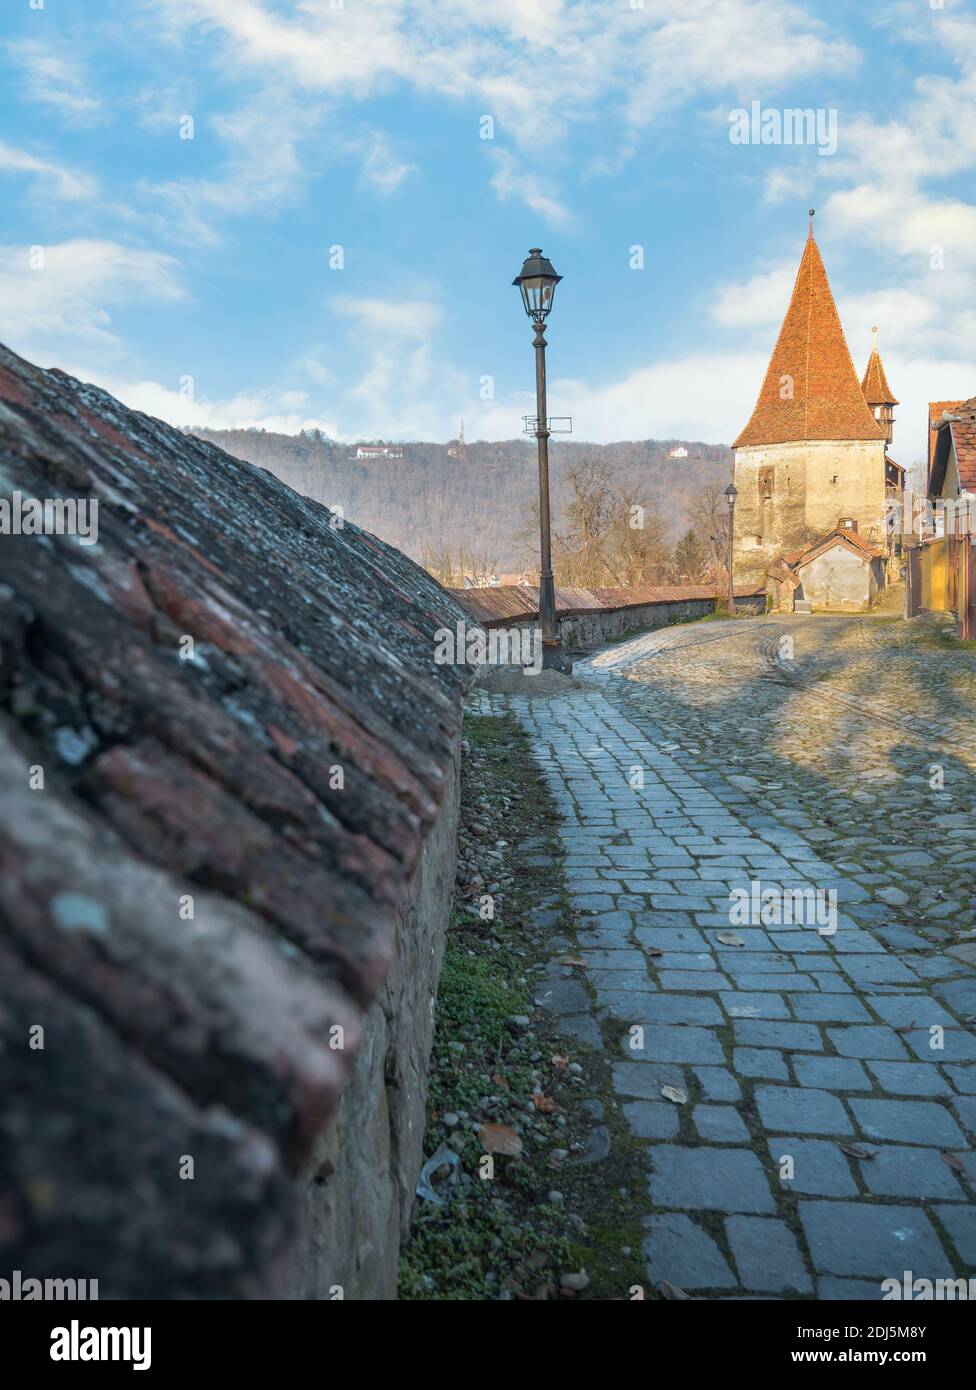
[
  {"left": 513, "top": 248, "right": 570, "bottom": 672},
  {"left": 724, "top": 482, "right": 738, "bottom": 614}
]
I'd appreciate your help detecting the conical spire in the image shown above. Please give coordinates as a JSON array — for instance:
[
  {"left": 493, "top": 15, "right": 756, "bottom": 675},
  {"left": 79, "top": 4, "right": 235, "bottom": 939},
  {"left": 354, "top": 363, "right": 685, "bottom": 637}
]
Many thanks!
[
  {"left": 861, "top": 328, "right": 899, "bottom": 407},
  {"left": 733, "top": 229, "right": 885, "bottom": 448}
]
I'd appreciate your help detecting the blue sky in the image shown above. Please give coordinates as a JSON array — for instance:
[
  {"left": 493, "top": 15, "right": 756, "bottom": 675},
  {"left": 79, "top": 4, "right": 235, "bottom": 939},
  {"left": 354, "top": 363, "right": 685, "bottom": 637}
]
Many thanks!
[{"left": 2, "top": 0, "right": 975, "bottom": 471}]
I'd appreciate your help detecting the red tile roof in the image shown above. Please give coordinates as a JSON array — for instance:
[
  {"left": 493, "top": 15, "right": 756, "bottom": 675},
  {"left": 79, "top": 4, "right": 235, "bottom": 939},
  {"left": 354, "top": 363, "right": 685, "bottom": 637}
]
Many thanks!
[
  {"left": 788, "top": 526, "right": 885, "bottom": 570},
  {"left": 861, "top": 348, "right": 898, "bottom": 405},
  {"left": 948, "top": 397, "right": 976, "bottom": 491},
  {"left": 928, "top": 400, "right": 965, "bottom": 484},
  {"left": 928, "top": 397, "right": 976, "bottom": 495},
  {"left": 733, "top": 235, "right": 886, "bottom": 448}
]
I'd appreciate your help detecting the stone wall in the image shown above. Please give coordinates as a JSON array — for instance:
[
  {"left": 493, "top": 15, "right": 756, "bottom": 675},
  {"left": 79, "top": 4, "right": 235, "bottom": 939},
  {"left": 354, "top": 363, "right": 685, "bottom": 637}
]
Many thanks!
[
  {"left": 0, "top": 341, "right": 472, "bottom": 1299},
  {"left": 286, "top": 745, "right": 460, "bottom": 1300},
  {"left": 733, "top": 439, "right": 888, "bottom": 584},
  {"left": 483, "top": 594, "right": 766, "bottom": 649}
]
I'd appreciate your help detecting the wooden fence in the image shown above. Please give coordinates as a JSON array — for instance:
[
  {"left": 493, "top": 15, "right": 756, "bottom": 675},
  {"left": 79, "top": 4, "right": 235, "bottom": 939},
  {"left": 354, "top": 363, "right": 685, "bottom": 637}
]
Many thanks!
[{"left": 905, "top": 534, "right": 976, "bottom": 638}]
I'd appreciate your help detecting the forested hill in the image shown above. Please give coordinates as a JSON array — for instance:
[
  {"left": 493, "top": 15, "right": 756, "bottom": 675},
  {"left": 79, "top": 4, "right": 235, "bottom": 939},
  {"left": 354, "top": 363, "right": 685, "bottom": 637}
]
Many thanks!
[{"left": 191, "top": 429, "right": 733, "bottom": 570}]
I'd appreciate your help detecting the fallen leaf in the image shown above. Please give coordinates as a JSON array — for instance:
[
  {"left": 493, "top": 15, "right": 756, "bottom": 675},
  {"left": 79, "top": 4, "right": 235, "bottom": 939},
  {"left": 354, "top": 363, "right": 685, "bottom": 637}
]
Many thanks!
[
  {"left": 478, "top": 1123, "right": 523, "bottom": 1157},
  {"left": 660, "top": 1084, "right": 688, "bottom": 1106},
  {"left": 491, "top": 1072, "right": 510, "bottom": 1091},
  {"left": 942, "top": 1151, "right": 968, "bottom": 1176},
  {"left": 840, "top": 1143, "right": 877, "bottom": 1160},
  {"left": 557, "top": 955, "right": 588, "bottom": 968},
  {"left": 532, "top": 1092, "right": 558, "bottom": 1113},
  {"left": 550, "top": 1055, "right": 570, "bottom": 1070},
  {"left": 716, "top": 931, "right": 745, "bottom": 947},
  {"left": 659, "top": 1280, "right": 690, "bottom": 1301},
  {"left": 894, "top": 1022, "right": 917, "bottom": 1034},
  {"left": 645, "top": 946, "right": 664, "bottom": 958}
]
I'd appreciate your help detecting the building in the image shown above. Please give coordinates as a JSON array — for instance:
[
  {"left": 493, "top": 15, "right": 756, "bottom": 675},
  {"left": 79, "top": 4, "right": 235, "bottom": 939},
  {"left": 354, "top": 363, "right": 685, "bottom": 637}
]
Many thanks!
[
  {"left": 927, "top": 397, "right": 976, "bottom": 505},
  {"left": 787, "top": 525, "right": 886, "bottom": 611},
  {"left": 861, "top": 327, "right": 898, "bottom": 445},
  {"left": 731, "top": 215, "right": 898, "bottom": 587},
  {"left": 447, "top": 419, "right": 467, "bottom": 460},
  {"left": 667, "top": 446, "right": 689, "bottom": 459},
  {"left": 355, "top": 445, "right": 404, "bottom": 460}
]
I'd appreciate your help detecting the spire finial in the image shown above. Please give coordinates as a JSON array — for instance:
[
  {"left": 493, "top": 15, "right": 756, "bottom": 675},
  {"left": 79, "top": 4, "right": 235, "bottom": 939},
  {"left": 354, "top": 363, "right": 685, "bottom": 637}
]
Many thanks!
[
  {"left": 808, "top": 208, "right": 815, "bottom": 239},
  {"left": 872, "top": 325, "right": 878, "bottom": 350}
]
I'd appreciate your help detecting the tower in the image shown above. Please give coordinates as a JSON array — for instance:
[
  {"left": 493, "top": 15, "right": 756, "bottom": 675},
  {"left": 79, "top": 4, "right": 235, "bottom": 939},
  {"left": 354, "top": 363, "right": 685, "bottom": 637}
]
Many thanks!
[
  {"left": 730, "top": 212, "right": 888, "bottom": 583},
  {"left": 861, "top": 327, "right": 898, "bottom": 447}
]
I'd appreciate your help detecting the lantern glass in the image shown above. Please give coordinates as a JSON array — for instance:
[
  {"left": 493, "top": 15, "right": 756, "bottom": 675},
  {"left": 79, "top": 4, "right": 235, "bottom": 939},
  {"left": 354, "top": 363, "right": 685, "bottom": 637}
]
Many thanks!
[
  {"left": 513, "top": 249, "right": 561, "bottom": 320},
  {"left": 725, "top": 483, "right": 738, "bottom": 508}
]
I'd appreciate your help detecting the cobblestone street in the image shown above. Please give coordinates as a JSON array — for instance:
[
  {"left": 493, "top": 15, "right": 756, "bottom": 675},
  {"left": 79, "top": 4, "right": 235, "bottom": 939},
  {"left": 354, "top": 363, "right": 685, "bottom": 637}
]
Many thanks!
[{"left": 474, "top": 609, "right": 976, "bottom": 1298}]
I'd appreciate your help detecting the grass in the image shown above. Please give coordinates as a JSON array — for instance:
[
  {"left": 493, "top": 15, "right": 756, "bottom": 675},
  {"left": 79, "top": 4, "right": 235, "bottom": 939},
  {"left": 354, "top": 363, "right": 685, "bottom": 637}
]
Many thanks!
[{"left": 398, "top": 710, "right": 648, "bottom": 1301}]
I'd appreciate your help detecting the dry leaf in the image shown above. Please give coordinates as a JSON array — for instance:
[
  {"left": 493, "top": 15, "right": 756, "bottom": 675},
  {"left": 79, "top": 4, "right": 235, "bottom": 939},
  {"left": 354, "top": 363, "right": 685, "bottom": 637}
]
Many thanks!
[
  {"left": 551, "top": 1055, "right": 570, "bottom": 1070},
  {"left": 942, "top": 1151, "right": 968, "bottom": 1176},
  {"left": 840, "top": 1143, "right": 877, "bottom": 1160},
  {"left": 659, "top": 1280, "right": 690, "bottom": 1301},
  {"left": 716, "top": 931, "right": 745, "bottom": 947},
  {"left": 531, "top": 1092, "right": 558, "bottom": 1113},
  {"left": 645, "top": 946, "right": 664, "bottom": 958},
  {"left": 557, "top": 955, "right": 588, "bottom": 968},
  {"left": 479, "top": 1123, "right": 523, "bottom": 1157},
  {"left": 492, "top": 1072, "right": 510, "bottom": 1091},
  {"left": 660, "top": 1084, "right": 688, "bottom": 1106},
  {"left": 894, "top": 1022, "right": 917, "bottom": 1034}
]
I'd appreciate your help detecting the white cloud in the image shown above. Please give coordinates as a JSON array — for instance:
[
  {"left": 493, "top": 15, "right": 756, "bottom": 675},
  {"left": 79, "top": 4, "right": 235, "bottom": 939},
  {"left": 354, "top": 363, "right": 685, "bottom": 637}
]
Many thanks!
[
  {"left": 469, "top": 352, "right": 768, "bottom": 448},
  {"left": 145, "top": 0, "right": 859, "bottom": 223},
  {"left": 332, "top": 296, "right": 442, "bottom": 340},
  {"left": 357, "top": 132, "right": 415, "bottom": 194},
  {"left": 80, "top": 372, "right": 340, "bottom": 437},
  {"left": 0, "top": 140, "right": 96, "bottom": 201},
  {"left": 0, "top": 240, "right": 185, "bottom": 363},
  {"left": 488, "top": 149, "right": 572, "bottom": 226},
  {"left": 6, "top": 40, "right": 101, "bottom": 122},
  {"left": 141, "top": 95, "right": 318, "bottom": 245},
  {"left": 712, "top": 264, "right": 797, "bottom": 329}
]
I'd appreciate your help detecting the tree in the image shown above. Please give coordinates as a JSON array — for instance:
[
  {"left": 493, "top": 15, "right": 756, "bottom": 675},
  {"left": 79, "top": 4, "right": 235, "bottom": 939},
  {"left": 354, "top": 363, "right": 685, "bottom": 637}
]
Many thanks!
[
  {"left": 673, "top": 528, "right": 706, "bottom": 580},
  {"left": 687, "top": 483, "right": 732, "bottom": 589}
]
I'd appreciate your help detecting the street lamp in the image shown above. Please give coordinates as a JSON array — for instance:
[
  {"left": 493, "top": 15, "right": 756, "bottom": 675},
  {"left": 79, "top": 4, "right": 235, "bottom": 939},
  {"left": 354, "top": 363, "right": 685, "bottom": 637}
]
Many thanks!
[
  {"left": 724, "top": 482, "right": 738, "bottom": 614},
  {"left": 513, "top": 248, "right": 569, "bottom": 672}
]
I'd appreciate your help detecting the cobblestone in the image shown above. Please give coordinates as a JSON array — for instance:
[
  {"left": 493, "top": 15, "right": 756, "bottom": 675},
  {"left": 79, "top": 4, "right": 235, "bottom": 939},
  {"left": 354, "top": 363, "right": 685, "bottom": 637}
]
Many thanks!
[{"left": 475, "top": 609, "right": 976, "bottom": 1298}]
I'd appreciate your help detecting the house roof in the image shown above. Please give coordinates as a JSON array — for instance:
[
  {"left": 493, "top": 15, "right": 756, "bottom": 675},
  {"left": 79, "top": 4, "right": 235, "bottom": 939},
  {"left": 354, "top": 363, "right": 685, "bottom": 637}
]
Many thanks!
[
  {"left": 733, "top": 233, "right": 886, "bottom": 449},
  {"left": 0, "top": 340, "right": 472, "bottom": 1296},
  {"left": 929, "top": 397, "right": 976, "bottom": 495},
  {"left": 927, "top": 400, "right": 966, "bottom": 487},
  {"left": 861, "top": 341, "right": 898, "bottom": 406},
  {"left": 787, "top": 526, "right": 885, "bottom": 570}
]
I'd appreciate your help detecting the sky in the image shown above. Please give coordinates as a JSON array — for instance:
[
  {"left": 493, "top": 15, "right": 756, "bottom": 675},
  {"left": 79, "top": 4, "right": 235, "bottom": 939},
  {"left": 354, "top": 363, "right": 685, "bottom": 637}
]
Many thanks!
[{"left": 2, "top": 0, "right": 976, "bottom": 471}]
